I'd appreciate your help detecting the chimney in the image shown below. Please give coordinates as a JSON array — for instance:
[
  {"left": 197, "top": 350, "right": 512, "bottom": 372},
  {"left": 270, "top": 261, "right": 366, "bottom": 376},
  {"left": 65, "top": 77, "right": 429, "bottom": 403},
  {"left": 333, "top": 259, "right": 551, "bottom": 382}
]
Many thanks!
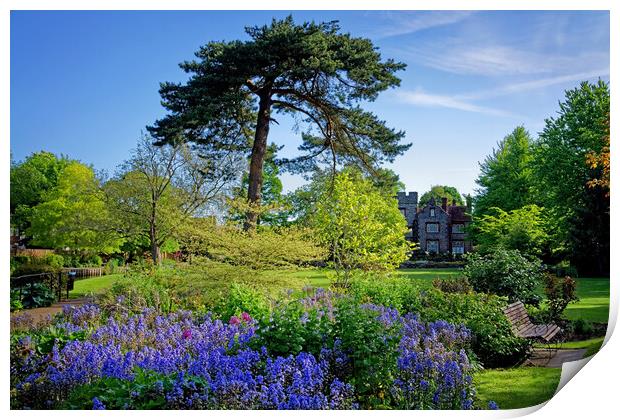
[{"left": 441, "top": 197, "right": 448, "bottom": 211}]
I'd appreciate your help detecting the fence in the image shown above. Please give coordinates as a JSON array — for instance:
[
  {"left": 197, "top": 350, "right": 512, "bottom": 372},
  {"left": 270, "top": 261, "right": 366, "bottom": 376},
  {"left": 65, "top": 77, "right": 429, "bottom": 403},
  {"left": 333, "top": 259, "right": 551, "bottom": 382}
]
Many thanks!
[
  {"left": 61, "top": 267, "right": 104, "bottom": 278},
  {"left": 10, "top": 272, "right": 73, "bottom": 301}
]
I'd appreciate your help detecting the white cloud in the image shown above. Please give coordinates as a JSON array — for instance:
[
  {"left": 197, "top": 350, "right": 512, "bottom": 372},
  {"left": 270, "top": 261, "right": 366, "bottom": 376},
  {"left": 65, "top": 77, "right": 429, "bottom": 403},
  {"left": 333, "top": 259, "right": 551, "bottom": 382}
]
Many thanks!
[
  {"left": 393, "top": 89, "right": 516, "bottom": 117},
  {"left": 406, "top": 42, "right": 604, "bottom": 77},
  {"left": 374, "top": 11, "right": 475, "bottom": 38},
  {"left": 458, "top": 68, "right": 610, "bottom": 100}
]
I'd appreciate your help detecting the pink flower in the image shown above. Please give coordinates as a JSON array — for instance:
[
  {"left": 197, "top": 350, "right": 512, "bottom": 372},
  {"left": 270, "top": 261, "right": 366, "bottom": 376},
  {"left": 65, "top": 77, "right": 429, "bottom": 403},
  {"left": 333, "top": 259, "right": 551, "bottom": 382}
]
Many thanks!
[
  {"left": 229, "top": 316, "right": 240, "bottom": 325},
  {"left": 241, "top": 312, "right": 252, "bottom": 322},
  {"left": 182, "top": 329, "right": 192, "bottom": 339}
]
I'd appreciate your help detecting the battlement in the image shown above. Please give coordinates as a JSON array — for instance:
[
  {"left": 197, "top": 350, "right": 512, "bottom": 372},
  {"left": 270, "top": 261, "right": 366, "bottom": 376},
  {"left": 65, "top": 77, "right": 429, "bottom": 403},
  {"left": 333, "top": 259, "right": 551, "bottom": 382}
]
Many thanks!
[{"left": 396, "top": 191, "right": 418, "bottom": 204}]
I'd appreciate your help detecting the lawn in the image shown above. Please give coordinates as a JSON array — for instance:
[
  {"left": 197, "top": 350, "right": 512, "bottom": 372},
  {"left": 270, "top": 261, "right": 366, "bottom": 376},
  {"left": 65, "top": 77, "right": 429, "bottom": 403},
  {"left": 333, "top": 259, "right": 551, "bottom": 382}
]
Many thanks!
[
  {"left": 474, "top": 367, "right": 562, "bottom": 409},
  {"left": 68, "top": 274, "right": 125, "bottom": 298},
  {"left": 564, "top": 277, "right": 610, "bottom": 323},
  {"left": 267, "top": 267, "right": 461, "bottom": 289}
]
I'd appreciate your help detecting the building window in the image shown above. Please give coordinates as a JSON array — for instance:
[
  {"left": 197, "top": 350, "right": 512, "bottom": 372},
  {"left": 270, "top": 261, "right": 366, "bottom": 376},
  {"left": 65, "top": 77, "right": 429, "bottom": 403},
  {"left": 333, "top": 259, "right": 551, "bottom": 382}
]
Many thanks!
[
  {"left": 452, "top": 224, "right": 465, "bottom": 234},
  {"left": 430, "top": 208, "right": 436, "bottom": 217},
  {"left": 427, "top": 240, "right": 439, "bottom": 253},
  {"left": 452, "top": 241, "right": 465, "bottom": 254},
  {"left": 399, "top": 208, "right": 407, "bottom": 217},
  {"left": 426, "top": 223, "right": 439, "bottom": 233}
]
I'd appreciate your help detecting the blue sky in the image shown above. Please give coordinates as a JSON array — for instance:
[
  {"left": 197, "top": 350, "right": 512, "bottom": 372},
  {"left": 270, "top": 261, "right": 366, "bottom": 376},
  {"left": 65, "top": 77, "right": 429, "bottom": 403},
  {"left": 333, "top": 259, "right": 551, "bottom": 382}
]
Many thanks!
[{"left": 10, "top": 10, "right": 610, "bottom": 197}]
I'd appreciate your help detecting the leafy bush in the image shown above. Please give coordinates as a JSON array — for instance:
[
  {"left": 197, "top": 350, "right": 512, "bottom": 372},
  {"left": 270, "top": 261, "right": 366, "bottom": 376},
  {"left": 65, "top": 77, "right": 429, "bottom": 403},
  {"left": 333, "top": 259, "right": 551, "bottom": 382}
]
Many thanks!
[
  {"left": 463, "top": 249, "right": 544, "bottom": 305},
  {"left": 98, "top": 276, "right": 174, "bottom": 314},
  {"left": 433, "top": 276, "right": 472, "bottom": 294},
  {"left": 11, "top": 283, "right": 56, "bottom": 309},
  {"left": 543, "top": 274, "right": 578, "bottom": 322},
  {"left": 214, "top": 283, "right": 270, "bottom": 322},
  {"left": 180, "top": 220, "right": 326, "bottom": 270},
  {"left": 349, "top": 276, "right": 528, "bottom": 368},
  {"left": 549, "top": 260, "right": 579, "bottom": 278}
]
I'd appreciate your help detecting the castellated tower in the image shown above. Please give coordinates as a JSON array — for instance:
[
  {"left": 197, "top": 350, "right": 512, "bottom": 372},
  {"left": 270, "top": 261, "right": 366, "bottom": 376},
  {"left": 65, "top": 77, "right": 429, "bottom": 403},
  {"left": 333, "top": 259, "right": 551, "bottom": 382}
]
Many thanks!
[{"left": 396, "top": 191, "right": 418, "bottom": 232}]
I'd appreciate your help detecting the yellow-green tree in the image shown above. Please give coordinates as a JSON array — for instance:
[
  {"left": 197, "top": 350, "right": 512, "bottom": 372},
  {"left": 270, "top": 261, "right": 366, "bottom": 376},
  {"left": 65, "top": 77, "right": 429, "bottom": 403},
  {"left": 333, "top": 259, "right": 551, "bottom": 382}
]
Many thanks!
[
  {"left": 313, "top": 170, "right": 410, "bottom": 283},
  {"left": 28, "top": 162, "right": 122, "bottom": 253}
]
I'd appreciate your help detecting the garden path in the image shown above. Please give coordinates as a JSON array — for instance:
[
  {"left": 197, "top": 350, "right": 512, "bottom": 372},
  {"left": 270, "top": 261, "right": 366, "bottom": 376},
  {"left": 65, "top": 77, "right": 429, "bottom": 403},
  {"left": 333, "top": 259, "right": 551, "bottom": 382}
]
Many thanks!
[
  {"left": 524, "top": 348, "right": 588, "bottom": 368},
  {"left": 11, "top": 298, "right": 91, "bottom": 327}
]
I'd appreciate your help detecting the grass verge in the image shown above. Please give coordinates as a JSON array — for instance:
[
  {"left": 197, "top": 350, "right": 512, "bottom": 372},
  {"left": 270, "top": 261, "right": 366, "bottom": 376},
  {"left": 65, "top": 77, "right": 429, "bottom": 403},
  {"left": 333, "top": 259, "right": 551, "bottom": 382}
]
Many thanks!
[{"left": 474, "top": 367, "right": 561, "bottom": 409}]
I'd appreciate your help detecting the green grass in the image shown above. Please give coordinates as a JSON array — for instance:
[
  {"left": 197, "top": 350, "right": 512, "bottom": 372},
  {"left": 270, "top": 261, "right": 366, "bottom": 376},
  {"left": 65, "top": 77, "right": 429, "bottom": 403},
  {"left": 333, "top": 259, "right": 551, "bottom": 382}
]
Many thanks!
[
  {"left": 266, "top": 267, "right": 461, "bottom": 289},
  {"left": 68, "top": 274, "right": 125, "bottom": 298},
  {"left": 474, "top": 367, "right": 562, "bottom": 409},
  {"left": 564, "top": 277, "right": 610, "bottom": 323}
]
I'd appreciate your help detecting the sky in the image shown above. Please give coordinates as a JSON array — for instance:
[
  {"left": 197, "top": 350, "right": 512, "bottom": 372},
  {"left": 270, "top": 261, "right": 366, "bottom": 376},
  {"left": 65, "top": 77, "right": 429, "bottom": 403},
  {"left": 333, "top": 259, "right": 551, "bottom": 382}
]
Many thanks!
[{"left": 10, "top": 10, "right": 610, "bottom": 197}]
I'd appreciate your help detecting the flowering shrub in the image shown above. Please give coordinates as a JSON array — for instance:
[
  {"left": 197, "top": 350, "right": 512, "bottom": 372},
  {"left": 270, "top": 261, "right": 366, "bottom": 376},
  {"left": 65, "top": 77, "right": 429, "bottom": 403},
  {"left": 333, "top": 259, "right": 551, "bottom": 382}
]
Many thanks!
[{"left": 11, "top": 290, "right": 492, "bottom": 410}]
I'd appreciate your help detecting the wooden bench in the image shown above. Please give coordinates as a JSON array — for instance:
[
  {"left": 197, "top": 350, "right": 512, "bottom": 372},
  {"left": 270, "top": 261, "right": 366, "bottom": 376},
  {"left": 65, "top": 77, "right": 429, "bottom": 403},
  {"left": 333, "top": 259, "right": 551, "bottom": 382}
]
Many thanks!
[{"left": 503, "top": 301, "right": 561, "bottom": 342}]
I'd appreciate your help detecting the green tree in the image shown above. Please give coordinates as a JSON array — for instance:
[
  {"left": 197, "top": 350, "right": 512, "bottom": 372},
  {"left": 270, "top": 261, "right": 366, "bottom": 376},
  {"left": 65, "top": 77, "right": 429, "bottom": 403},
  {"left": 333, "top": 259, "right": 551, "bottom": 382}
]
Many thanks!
[
  {"left": 284, "top": 166, "right": 404, "bottom": 227},
  {"left": 474, "top": 205, "right": 550, "bottom": 259},
  {"left": 10, "top": 151, "right": 71, "bottom": 232},
  {"left": 473, "top": 126, "right": 534, "bottom": 217},
  {"left": 148, "top": 16, "right": 410, "bottom": 230},
  {"left": 531, "top": 80, "right": 610, "bottom": 275},
  {"left": 105, "top": 135, "right": 239, "bottom": 265},
  {"left": 27, "top": 162, "right": 122, "bottom": 253},
  {"left": 313, "top": 170, "right": 410, "bottom": 283},
  {"left": 419, "top": 185, "right": 464, "bottom": 207}
]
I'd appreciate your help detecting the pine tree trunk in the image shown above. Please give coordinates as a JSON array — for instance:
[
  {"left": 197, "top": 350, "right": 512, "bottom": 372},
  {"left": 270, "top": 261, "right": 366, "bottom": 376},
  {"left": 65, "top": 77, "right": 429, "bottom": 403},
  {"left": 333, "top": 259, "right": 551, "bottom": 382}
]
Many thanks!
[{"left": 244, "top": 94, "right": 271, "bottom": 231}]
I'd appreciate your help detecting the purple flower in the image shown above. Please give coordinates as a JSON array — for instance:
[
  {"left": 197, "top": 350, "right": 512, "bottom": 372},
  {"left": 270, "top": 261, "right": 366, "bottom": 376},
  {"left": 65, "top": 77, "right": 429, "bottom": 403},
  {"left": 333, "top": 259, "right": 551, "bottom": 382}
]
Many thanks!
[{"left": 92, "top": 397, "right": 106, "bottom": 410}]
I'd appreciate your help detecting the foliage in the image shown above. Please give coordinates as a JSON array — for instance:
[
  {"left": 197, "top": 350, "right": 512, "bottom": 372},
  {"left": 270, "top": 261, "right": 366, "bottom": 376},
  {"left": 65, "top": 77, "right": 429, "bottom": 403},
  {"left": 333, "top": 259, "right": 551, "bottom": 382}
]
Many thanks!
[
  {"left": 180, "top": 219, "right": 326, "bottom": 270},
  {"left": 97, "top": 276, "right": 175, "bottom": 314},
  {"left": 432, "top": 276, "right": 472, "bottom": 294},
  {"left": 585, "top": 112, "right": 610, "bottom": 196},
  {"left": 105, "top": 135, "right": 239, "bottom": 264},
  {"left": 148, "top": 16, "right": 410, "bottom": 229},
  {"left": 11, "top": 283, "right": 56, "bottom": 309},
  {"left": 27, "top": 162, "right": 122, "bottom": 253},
  {"left": 543, "top": 274, "right": 578, "bottom": 322},
  {"left": 349, "top": 276, "right": 528, "bottom": 368},
  {"left": 419, "top": 185, "right": 464, "bottom": 206},
  {"left": 213, "top": 283, "right": 271, "bottom": 322},
  {"left": 473, "top": 205, "right": 550, "bottom": 259},
  {"left": 10, "top": 152, "right": 72, "bottom": 232},
  {"left": 313, "top": 171, "right": 410, "bottom": 283},
  {"left": 463, "top": 249, "right": 544, "bottom": 305},
  {"left": 531, "top": 80, "right": 609, "bottom": 275},
  {"left": 473, "top": 126, "right": 534, "bottom": 218}
]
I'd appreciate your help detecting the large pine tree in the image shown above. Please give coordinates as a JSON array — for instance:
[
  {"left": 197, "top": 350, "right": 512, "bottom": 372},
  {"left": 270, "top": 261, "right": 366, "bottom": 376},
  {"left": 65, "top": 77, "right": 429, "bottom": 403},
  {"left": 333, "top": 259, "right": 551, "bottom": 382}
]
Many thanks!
[{"left": 148, "top": 16, "right": 410, "bottom": 230}]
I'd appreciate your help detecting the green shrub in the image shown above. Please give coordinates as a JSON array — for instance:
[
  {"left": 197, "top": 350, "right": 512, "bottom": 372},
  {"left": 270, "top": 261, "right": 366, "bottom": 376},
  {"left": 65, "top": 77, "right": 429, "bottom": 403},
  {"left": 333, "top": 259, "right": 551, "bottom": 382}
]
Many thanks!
[
  {"left": 10, "top": 289, "right": 24, "bottom": 311},
  {"left": 433, "top": 276, "right": 473, "bottom": 294},
  {"left": 333, "top": 298, "right": 401, "bottom": 407},
  {"left": 12, "top": 283, "right": 56, "bottom": 309},
  {"left": 98, "top": 276, "right": 174, "bottom": 314},
  {"left": 572, "top": 319, "right": 594, "bottom": 336},
  {"left": 214, "top": 283, "right": 270, "bottom": 322},
  {"left": 550, "top": 260, "right": 578, "bottom": 278},
  {"left": 43, "top": 254, "right": 65, "bottom": 269},
  {"left": 463, "top": 249, "right": 544, "bottom": 305},
  {"left": 104, "top": 258, "right": 119, "bottom": 275},
  {"left": 349, "top": 276, "right": 528, "bottom": 368},
  {"left": 543, "top": 274, "right": 578, "bottom": 322}
]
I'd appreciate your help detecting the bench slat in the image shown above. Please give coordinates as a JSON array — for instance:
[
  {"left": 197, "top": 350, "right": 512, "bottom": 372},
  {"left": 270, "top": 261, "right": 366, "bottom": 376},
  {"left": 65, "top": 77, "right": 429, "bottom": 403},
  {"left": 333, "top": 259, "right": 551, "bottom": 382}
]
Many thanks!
[{"left": 503, "top": 301, "right": 561, "bottom": 341}]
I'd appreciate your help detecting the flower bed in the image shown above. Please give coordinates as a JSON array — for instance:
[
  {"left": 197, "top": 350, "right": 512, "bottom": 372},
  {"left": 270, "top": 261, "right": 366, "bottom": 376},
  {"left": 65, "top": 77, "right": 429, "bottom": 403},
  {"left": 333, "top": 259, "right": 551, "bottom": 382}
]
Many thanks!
[{"left": 11, "top": 289, "right": 495, "bottom": 410}]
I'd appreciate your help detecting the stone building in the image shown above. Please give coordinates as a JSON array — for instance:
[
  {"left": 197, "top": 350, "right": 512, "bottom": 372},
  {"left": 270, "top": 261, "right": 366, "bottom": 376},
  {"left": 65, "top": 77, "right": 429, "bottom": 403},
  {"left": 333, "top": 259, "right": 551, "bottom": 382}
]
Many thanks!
[{"left": 396, "top": 192, "right": 473, "bottom": 255}]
